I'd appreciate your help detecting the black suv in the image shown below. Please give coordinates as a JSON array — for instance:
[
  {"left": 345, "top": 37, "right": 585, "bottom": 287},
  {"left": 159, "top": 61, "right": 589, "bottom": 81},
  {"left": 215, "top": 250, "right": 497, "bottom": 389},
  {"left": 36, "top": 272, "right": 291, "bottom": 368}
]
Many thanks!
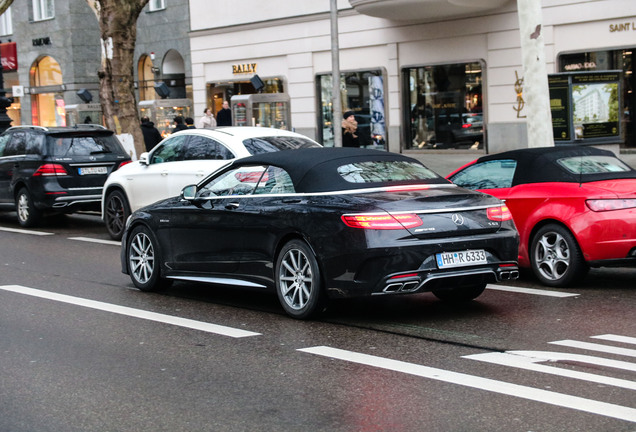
[{"left": 0, "top": 125, "right": 131, "bottom": 226}]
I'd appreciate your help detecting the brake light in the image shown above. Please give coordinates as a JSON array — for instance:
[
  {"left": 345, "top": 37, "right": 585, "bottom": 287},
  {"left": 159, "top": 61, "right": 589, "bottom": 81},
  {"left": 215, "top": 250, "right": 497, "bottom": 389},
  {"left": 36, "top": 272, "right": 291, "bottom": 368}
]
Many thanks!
[
  {"left": 390, "top": 273, "right": 419, "bottom": 279},
  {"left": 462, "top": 123, "right": 472, "bottom": 129},
  {"left": 487, "top": 205, "right": 513, "bottom": 221},
  {"left": 341, "top": 213, "right": 423, "bottom": 230},
  {"left": 586, "top": 199, "right": 636, "bottom": 212},
  {"left": 33, "top": 164, "right": 68, "bottom": 176},
  {"left": 117, "top": 160, "right": 132, "bottom": 169}
]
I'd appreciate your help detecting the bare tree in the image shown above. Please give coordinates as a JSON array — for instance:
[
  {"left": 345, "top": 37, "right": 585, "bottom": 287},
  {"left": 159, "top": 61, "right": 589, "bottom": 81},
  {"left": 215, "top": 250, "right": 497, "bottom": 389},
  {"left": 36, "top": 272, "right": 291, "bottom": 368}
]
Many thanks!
[
  {"left": 87, "top": 0, "right": 149, "bottom": 157},
  {"left": 0, "top": 0, "right": 13, "bottom": 17}
]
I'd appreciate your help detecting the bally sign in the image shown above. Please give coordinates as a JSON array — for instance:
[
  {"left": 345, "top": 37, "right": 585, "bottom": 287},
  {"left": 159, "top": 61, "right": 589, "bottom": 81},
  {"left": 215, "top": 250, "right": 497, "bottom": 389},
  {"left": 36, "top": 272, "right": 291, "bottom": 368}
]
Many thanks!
[
  {"left": 0, "top": 42, "right": 17, "bottom": 72},
  {"left": 232, "top": 63, "right": 257, "bottom": 74}
]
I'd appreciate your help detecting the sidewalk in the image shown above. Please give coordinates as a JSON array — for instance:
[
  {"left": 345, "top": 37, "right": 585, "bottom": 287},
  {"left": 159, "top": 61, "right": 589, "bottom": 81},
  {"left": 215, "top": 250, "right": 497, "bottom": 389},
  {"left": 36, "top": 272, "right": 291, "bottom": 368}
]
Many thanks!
[{"left": 407, "top": 150, "right": 636, "bottom": 178}]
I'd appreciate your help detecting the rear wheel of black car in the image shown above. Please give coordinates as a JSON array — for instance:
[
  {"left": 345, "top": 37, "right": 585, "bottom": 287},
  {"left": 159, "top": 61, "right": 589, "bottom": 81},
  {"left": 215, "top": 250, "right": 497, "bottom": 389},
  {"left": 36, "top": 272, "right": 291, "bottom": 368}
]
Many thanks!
[
  {"left": 104, "top": 190, "right": 130, "bottom": 240},
  {"left": 276, "top": 240, "right": 324, "bottom": 319},
  {"left": 432, "top": 283, "right": 486, "bottom": 302},
  {"left": 15, "top": 187, "right": 42, "bottom": 227},
  {"left": 530, "top": 224, "right": 587, "bottom": 287},
  {"left": 127, "top": 225, "right": 171, "bottom": 292}
]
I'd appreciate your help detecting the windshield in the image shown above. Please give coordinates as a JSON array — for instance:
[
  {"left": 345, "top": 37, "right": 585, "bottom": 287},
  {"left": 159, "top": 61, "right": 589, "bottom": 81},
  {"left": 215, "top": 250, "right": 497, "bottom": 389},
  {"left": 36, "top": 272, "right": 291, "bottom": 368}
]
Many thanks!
[
  {"left": 47, "top": 134, "right": 124, "bottom": 157},
  {"left": 242, "top": 136, "right": 320, "bottom": 155}
]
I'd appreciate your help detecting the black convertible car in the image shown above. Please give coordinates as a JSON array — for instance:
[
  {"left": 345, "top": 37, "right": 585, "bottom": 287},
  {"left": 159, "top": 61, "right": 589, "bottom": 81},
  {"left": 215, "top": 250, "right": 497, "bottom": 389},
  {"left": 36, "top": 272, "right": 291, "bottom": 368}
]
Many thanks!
[{"left": 121, "top": 148, "right": 519, "bottom": 319}]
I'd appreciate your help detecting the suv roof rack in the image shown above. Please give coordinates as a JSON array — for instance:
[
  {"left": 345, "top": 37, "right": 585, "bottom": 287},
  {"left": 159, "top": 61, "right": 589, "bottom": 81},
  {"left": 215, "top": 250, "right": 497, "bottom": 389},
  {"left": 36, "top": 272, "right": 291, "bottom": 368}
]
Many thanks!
[{"left": 7, "top": 124, "right": 109, "bottom": 133}]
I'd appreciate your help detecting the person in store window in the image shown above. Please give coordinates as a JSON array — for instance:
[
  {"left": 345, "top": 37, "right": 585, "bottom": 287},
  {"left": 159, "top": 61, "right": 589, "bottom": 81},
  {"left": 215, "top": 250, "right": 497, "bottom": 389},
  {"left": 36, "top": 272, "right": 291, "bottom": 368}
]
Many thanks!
[
  {"left": 342, "top": 111, "right": 360, "bottom": 147},
  {"left": 198, "top": 108, "right": 217, "bottom": 129}
]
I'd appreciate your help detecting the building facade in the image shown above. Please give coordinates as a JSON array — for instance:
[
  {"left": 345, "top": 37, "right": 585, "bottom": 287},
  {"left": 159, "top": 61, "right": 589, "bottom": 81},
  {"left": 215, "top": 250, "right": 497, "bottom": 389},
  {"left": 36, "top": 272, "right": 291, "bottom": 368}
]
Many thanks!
[
  {"left": 3, "top": 0, "right": 192, "bottom": 137},
  {"left": 189, "top": 0, "right": 636, "bottom": 153}
]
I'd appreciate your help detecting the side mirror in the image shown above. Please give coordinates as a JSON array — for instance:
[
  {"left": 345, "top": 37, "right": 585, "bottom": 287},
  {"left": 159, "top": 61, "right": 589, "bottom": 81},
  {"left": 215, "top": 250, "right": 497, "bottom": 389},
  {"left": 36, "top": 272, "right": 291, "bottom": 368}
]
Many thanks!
[
  {"left": 181, "top": 184, "right": 198, "bottom": 200},
  {"left": 139, "top": 152, "right": 149, "bottom": 165}
]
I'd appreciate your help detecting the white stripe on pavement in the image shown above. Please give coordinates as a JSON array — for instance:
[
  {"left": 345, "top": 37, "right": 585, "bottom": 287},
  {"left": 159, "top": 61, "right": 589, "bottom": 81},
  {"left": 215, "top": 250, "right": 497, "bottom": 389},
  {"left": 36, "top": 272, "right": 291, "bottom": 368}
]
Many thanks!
[
  {"left": 486, "top": 284, "right": 579, "bottom": 297},
  {"left": 68, "top": 236, "right": 121, "bottom": 246},
  {"left": 592, "top": 334, "right": 636, "bottom": 345},
  {"left": 298, "top": 345, "right": 636, "bottom": 423},
  {"left": 549, "top": 340, "right": 636, "bottom": 358},
  {"left": 0, "top": 226, "right": 53, "bottom": 236},
  {"left": 0, "top": 285, "right": 260, "bottom": 338}
]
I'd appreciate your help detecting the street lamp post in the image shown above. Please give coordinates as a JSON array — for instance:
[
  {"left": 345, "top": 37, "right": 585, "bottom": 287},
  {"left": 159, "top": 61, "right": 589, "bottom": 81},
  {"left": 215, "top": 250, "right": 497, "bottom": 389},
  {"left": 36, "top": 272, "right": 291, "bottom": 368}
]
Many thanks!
[
  {"left": 330, "top": 0, "right": 342, "bottom": 147},
  {"left": 0, "top": 66, "right": 13, "bottom": 133}
]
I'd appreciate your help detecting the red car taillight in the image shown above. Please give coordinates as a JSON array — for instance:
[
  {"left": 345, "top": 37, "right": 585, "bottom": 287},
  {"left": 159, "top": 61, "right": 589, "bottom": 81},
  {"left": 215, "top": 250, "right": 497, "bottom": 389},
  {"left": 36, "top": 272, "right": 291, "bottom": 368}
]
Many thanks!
[
  {"left": 487, "top": 205, "right": 513, "bottom": 221},
  {"left": 341, "top": 213, "right": 423, "bottom": 230},
  {"left": 117, "top": 160, "right": 132, "bottom": 169},
  {"left": 33, "top": 164, "right": 68, "bottom": 177},
  {"left": 586, "top": 199, "right": 636, "bottom": 212}
]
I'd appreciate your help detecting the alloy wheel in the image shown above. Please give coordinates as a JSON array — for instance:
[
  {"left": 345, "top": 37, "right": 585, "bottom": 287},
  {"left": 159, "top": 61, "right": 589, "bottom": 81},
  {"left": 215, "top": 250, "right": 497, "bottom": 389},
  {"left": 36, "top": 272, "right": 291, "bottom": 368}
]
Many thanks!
[
  {"left": 533, "top": 231, "right": 570, "bottom": 282},
  {"left": 129, "top": 231, "right": 155, "bottom": 285},
  {"left": 278, "top": 248, "right": 314, "bottom": 311}
]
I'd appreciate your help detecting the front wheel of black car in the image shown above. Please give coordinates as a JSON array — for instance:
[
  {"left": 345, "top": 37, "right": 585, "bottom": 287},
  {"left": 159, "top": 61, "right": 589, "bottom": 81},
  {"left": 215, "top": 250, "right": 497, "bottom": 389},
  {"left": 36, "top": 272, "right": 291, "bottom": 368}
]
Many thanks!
[
  {"left": 276, "top": 240, "right": 324, "bottom": 319},
  {"left": 104, "top": 190, "right": 130, "bottom": 240},
  {"left": 15, "top": 187, "right": 42, "bottom": 227},
  {"left": 127, "top": 225, "right": 171, "bottom": 292},
  {"left": 432, "top": 283, "right": 486, "bottom": 302},
  {"left": 530, "top": 224, "right": 587, "bottom": 287}
]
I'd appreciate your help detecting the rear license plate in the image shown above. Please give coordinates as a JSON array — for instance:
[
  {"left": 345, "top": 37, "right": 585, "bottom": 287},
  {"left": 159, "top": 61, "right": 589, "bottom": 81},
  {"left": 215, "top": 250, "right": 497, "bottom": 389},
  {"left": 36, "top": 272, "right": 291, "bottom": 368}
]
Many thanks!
[
  {"left": 436, "top": 249, "right": 487, "bottom": 269},
  {"left": 78, "top": 166, "right": 107, "bottom": 175}
]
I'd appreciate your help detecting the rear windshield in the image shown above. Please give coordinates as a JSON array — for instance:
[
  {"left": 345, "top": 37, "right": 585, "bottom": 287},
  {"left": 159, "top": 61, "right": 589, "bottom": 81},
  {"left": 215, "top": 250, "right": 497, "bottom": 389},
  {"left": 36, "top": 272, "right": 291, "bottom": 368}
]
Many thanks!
[
  {"left": 557, "top": 155, "right": 631, "bottom": 174},
  {"left": 47, "top": 134, "right": 125, "bottom": 157},
  {"left": 337, "top": 160, "right": 439, "bottom": 183},
  {"left": 242, "top": 136, "right": 320, "bottom": 155}
]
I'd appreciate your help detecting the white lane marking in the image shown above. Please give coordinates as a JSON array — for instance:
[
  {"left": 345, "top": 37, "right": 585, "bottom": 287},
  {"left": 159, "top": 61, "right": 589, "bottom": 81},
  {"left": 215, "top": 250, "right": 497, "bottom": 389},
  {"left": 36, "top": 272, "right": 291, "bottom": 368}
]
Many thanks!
[
  {"left": 592, "top": 334, "right": 636, "bottom": 345},
  {"left": 0, "top": 226, "right": 53, "bottom": 236},
  {"left": 0, "top": 285, "right": 260, "bottom": 338},
  {"left": 298, "top": 346, "right": 636, "bottom": 423},
  {"left": 486, "top": 284, "right": 579, "bottom": 297},
  {"left": 68, "top": 236, "right": 121, "bottom": 246},
  {"left": 549, "top": 340, "right": 636, "bottom": 358},
  {"left": 463, "top": 351, "right": 636, "bottom": 390}
]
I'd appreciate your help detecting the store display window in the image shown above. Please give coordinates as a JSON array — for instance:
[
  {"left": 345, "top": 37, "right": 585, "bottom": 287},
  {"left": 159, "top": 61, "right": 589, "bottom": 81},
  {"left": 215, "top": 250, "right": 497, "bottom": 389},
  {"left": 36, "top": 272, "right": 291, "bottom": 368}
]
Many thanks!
[
  {"left": 317, "top": 70, "right": 387, "bottom": 148},
  {"left": 403, "top": 62, "right": 484, "bottom": 150}
]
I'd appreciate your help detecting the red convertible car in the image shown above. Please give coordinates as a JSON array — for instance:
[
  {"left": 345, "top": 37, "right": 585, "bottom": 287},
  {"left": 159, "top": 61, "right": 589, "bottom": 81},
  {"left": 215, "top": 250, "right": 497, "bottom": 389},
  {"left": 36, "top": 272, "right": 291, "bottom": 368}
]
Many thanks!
[{"left": 447, "top": 146, "right": 636, "bottom": 287}]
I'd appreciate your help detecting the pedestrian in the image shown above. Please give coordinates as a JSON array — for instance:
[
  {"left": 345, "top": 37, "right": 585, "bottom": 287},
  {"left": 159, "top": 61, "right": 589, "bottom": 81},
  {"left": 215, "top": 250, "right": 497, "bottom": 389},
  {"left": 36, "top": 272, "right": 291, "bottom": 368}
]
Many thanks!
[
  {"left": 173, "top": 116, "right": 188, "bottom": 133},
  {"left": 216, "top": 100, "right": 232, "bottom": 126},
  {"left": 198, "top": 108, "right": 217, "bottom": 129},
  {"left": 140, "top": 116, "right": 163, "bottom": 152},
  {"left": 185, "top": 117, "right": 196, "bottom": 129},
  {"left": 342, "top": 110, "right": 360, "bottom": 147}
]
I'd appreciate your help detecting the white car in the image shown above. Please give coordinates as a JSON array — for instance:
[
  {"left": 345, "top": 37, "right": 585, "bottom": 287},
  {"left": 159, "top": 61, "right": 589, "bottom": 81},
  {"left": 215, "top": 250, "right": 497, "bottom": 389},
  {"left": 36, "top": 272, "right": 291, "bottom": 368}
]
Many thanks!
[{"left": 102, "top": 127, "right": 321, "bottom": 239}]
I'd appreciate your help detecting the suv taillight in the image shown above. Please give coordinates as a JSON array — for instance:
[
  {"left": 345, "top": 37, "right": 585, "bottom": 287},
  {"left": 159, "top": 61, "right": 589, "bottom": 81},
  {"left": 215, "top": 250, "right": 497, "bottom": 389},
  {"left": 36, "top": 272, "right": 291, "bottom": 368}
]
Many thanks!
[
  {"left": 116, "top": 160, "right": 132, "bottom": 170},
  {"left": 33, "top": 164, "right": 68, "bottom": 177}
]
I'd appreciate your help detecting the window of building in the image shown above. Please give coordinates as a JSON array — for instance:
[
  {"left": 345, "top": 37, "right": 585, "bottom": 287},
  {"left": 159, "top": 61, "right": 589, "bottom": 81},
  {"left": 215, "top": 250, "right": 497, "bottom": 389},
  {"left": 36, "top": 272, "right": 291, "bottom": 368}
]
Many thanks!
[
  {"left": 403, "top": 62, "right": 484, "bottom": 150},
  {"left": 138, "top": 55, "right": 155, "bottom": 101},
  {"left": 32, "top": 0, "right": 54, "bottom": 21},
  {"left": 149, "top": 0, "right": 166, "bottom": 11},
  {"left": 0, "top": 6, "right": 12, "bottom": 35},
  {"left": 30, "top": 56, "right": 64, "bottom": 126},
  {"left": 317, "top": 70, "right": 387, "bottom": 148},
  {"left": 559, "top": 49, "right": 634, "bottom": 148}
]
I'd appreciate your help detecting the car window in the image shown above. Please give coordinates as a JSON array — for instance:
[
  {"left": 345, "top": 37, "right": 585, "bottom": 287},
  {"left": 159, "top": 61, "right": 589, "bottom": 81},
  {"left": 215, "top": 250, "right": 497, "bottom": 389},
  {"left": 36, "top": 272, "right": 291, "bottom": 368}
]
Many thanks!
[
  {"left": 26, "top": 133, "right": 44, "bottom": 155},
  {"left": 183, "top": 136, "right": 220, "bottom": 160},
  {"left": 217, "top": 144, "right": 235, "bottom": 160},
  {"left": 4, "top": 131, "right": 26, "bottom": 156},
  {"left": 0, "top": 134, "right": 11, "bottom": 156},
  {"left": 254, "top": 166, "right": 294, "bottom": 194},
  {"left": 47, "top": 134, "right": 121, "bottom": 157},
  {"left": 242, "top": 136, "right": 320, "bottom": 155},
  {"left": 151, "top": 135, "right": 187, "bottom": 164},
  {"left": 337, "top": 160, "right": 438, "bottom": 183},
  {"left": 450, "top": 159, "right": 517, "bottom": 189},
  {"left": 198, "top": 165, "right": 266, "bottom": 197},
  {"left": 557, "top": 155, "right": 631, "bottom": 174}
]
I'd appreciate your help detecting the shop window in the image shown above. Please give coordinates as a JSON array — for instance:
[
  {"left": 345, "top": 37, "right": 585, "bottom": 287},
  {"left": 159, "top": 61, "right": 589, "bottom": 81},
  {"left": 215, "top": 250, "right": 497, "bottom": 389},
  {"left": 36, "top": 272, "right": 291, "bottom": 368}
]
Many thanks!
[
  {"left": 559, "top": 49, "right": 634, "bottom": 148},
  {"left": 32, "top": 0, "right": 54, "bottom": 21},
  {"left": 0, "top": 6, "right": 12, "bottom": 35},
  {"left": 149, "top": 0, "right": 166, "bottom": 11},
  {"left": 403, "top": 62, "right": 484, "bottom": 150},
  {"left": 317, "top": 70, "right": 387, "bottom": 148},
  {"left": 29, "top": 56, "right": 64, "bottom": 126}
]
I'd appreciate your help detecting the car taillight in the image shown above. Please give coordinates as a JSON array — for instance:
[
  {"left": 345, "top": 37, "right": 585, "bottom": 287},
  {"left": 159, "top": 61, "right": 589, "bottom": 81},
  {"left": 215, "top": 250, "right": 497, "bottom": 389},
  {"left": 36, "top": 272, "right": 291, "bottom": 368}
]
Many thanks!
[
  {"left": 33, "top": 164, "right": 68, "bottom": 176},
  {"left": 586, "top": 199, "right": 636, "bottom": 212},
  {"left": 487, "top": 205, "right": 513, "bottom": 221},
  {"left": 117, "top": 160, "right": 132, "bottom": 170},
  {"left": 341, "top": 213, "right": 423, "bottom": 230},
  {"left": 462, "top": 123, "right": 472, "bottom": 129}
]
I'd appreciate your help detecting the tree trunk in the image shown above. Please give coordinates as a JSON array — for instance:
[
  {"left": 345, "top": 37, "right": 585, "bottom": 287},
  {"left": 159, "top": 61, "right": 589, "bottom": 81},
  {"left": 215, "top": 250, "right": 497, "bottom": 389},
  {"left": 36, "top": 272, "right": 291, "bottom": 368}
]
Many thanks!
[{"left": 91, "top": 0, "right": 149, "bottom": 158}]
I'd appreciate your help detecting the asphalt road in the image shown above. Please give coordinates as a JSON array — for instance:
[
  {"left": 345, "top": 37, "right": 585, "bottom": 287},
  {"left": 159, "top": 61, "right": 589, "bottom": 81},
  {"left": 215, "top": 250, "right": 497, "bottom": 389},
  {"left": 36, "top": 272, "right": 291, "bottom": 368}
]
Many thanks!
[{"left": 0, "top": 213, "right": 634, "bottom": 431}]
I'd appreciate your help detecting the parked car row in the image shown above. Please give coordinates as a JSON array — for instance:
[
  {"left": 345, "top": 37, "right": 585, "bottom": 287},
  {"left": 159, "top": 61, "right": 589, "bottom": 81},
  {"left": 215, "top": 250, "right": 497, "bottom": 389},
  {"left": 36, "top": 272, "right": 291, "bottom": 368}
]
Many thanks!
[{"left": 1, "top": 123, "right": 634, "bottom": 318}]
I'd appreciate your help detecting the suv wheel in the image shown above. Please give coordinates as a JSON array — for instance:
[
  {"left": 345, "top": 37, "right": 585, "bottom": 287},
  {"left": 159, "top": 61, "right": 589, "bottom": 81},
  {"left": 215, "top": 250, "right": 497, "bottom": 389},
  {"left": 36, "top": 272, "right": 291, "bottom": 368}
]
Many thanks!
[
  {"left": 104, "top": 190, "right": 130, "bottom": 240},
  {"left": 16, "top": 187, "right": 42, "bottom": 227}
]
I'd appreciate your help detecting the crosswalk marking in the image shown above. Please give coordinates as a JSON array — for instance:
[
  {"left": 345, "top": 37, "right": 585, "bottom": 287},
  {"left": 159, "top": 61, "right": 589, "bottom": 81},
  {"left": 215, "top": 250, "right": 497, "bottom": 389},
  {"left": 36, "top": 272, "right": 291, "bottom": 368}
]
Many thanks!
[
  {"left": 486, "top": 283, "right": 579, "bottom": 297},
  {"left": 0, "top": 226, "right": 53, "bottom": 236},
  {"left": 550, "top": 339, "right": 636, "bottom": 358},
  {"left": 0, "top": 284, "right": 260, "bottom": 338},
  {"left": 68, "top": 236, "right": 121, "bottom": 246},
  {"left": 299, "top": 345, "right": 636, "bottom": 423},
  {"left": 592, "top": 334, "right": 636, "bottom": 345}
]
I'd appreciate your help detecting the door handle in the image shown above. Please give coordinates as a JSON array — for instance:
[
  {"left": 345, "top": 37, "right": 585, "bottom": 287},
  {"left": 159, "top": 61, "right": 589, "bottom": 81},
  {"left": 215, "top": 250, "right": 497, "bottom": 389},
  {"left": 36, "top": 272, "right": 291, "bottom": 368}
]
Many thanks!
[
  {"left": 225, "top": 202, "right": 240, "bottom": 210},
  {"left": 161, "top": 170, "right": 168, "bottom": 176}
]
